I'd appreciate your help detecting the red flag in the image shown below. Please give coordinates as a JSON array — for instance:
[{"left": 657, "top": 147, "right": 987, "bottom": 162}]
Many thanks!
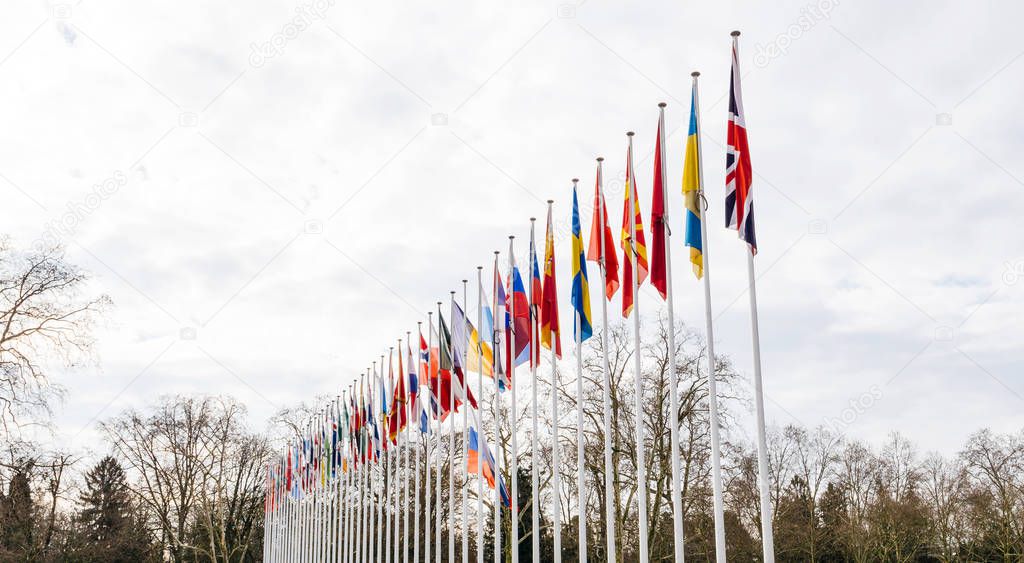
[
  {"left": 540, "top": 204, "right": 561, "bottom": 358},
  {"left": 650, "top": 109, "right": 668, "bottom": 299},
  {"left": 621, "top": 136, "right": 649, "bottom": 317},
  {"left": 587, "top": 162, "right": 620, "bottom": 300},
  {"left": 388, "top": 350, "right": 407, "bottom": 442}
]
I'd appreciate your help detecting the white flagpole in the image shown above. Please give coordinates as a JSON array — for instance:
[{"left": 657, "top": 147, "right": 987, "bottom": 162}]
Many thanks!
[
  {"left": 387, "top": 352, "right": 395, "bottom": 563},
  {"left": 448, "top": 293, "right": 457, "bottom": 563},
  {"left": 528, "top": 217, "right": 541, "bottom": 563},
  {"left": 689, "top": 71, "right": 728, "bottom": 562},
  {"left": 656, "top": 102, "right": 687, "bottom": 563},
  {"left": 358, "top": 379, "right": 366, "bottom": 563},
  {"left": 491, "top": 251, "right": 503, "bottom": 563},
  {"left": 396, "top": 344, "right": 405, "bottom": 563},
  {"left": 728, "top": 29, "right": 775, "bottom": 562},
  {"left": 506, "top": 237, "right": 520, "bottom": 563},
  {"left": 414, "top": 325, "right": 424, "bottom": 563},
  {"left": 594, "top": 157, "right": 617, "bottom": 563},
  {"left": 379, "top": 356, "right": 387, "bottom": 563},
  {"left": 403, "top": 336, "right": 412, "bottom": 563},
  {"left": 475, "top": 266, "right": 485, "bottom": 563},
  {"left": 426, "top": 314, "right": 435, "bottom": 563},
  {"left": 571, "top": 181, "right": 587, "bottom": 563},
  {"left": 627, "top": 131, "right": 650, "bottom": 563},
  {"left": 462, "top": 280, "right": 470, "bottom": 563},
  {"left": 431, "top": 308, "right": 442, "bottom": 563},
  {"left": 434, "top": 306, "right": 444, "bottom": 563},
  {"left": 545, "top": 199, "right": 562, "bottom": 563}
]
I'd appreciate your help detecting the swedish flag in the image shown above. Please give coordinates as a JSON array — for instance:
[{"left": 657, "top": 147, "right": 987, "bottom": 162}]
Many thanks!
[{"left": 571, "top": 184, "right": 593, "bottom": 341}]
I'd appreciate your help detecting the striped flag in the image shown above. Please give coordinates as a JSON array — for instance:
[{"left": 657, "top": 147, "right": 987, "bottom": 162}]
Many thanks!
[
  {"left": 621, "top": 136, "right": 649, "bottom": 317},
  {"left": 683, "top": 81, "right": 704, "bottom": 278},
  {"left": 541, "top": 204, "right": 562, "bottom": 357},
  {"left": 726, "top": 34, "right": 756, "bottom": 253},
  {"left": 571, "top": 184, "right": 593, "bottom": 341}
]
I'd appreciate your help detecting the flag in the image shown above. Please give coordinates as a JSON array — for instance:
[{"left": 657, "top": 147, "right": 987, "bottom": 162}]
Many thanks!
[
  {"left": 541, "top": 204, "right": 562, "bottom": 357},
  {"left": 452, "top": 301, "right": 470, "bottom": 369},
  {"left": 621, "top": 138, "right": 649, "bottom": 317},
  {"left": 508, "top": 253, "right": 530, "bottom": 370},
  {"left": 492, "top": 260, "right": 509, "bottom": 390},
  {"left": 434, "top": 311, "right": 477, "bottom": 418},
  {"left": 409, "top": 339, "right": 429, "bottom": 434},
  {"left": 683, "top": 81, "right": 704, "bottom": 278},
  {"left": 571, "top": 185, "right": 593, "bottom": 342},
  {"left": 388, "top": 349, "right": 407, "bottom": 443},
  {"left": 726, "top": 34, "right": 756, "bottom": 253},
  {"left": 650, "top": 109, "right": 669, "bottom": 299},
  {"left": 467, "top": 418, "right": 510, "bottom": 508},
  {"left": 530, "top": 230, "right": 543, "bottom": 367},
  {"left": 588, "top": 164, "right": 620, "bottom": 299},
  {"left": 467, "top": 293, "right": 495, "bottom": 378}
]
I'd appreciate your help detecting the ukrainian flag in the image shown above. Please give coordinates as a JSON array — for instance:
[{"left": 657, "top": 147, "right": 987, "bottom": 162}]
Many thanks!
[
  {"left": 571, "top": 185, "right": 593, "bottom": 341},
  {"left": 683, "top": 83, "right": 704, "bottom": 279}
]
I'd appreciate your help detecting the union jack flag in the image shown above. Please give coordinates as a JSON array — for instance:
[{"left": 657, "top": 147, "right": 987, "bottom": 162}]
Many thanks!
[{"left": 725, "top": 32, "right": 756, "bottom": 253}]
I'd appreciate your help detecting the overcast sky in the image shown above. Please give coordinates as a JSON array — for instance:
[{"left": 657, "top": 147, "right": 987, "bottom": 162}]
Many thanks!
[{"left": 2, "top": 0, "right": 1022, "bottom": 460}]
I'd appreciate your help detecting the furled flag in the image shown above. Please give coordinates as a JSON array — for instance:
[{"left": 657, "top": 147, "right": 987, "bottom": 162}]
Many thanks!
[
  {"left": 683, "top": 80, "right": 704, "bottom": 278},
  {"left": 621, "top": 137, "right": 649, "bottom": 317},
  {"left": 466, "top": 284, "right": 495, "bottom": 377},
  {"left": 588, "top": 162, "right": 620, "bottom": 299},
  {"left": 388, "top": 348, "right": 407, "bottom": 443},
  {"left": 434, "top": 311, "right": 477, "bottom": 418},
  {"left": 726, "top": 34, "right": 756, "bottom": 253},
  {"left": 492, "top": 260, "right": 509, "bottom": 390},
  {"left": 650, "top": 107, "right": 669, "bottom": 299},
  {"left": 541, "top": 204, "right": 562, "bottom": 357},
  {"left": 409, "top": 338, "right": 429, "bottom": 434},
  {"left": 466, "top": 412, "right": 511, "bottom": 508},
  {"left": 452, "top": 302, "right": 471, "bottom": 368},
  {"left": 530, "top": 229, "right": 543, "bottom": 367},
  {"left": 571, "top": 184, "right": 593, "bottom": 341},
  {"left": 507, "top": 251, "right": 531, "bottom": 370}
]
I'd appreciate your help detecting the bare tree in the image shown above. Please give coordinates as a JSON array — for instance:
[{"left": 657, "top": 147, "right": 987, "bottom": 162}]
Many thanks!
[{"left": 0, "top": 240, "right": 109, "bottom": 435}]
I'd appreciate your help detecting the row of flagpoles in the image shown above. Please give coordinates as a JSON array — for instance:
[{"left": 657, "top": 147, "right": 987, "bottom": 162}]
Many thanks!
[{"left": 262, "top": 31, "right": 775, "bottom": 563}]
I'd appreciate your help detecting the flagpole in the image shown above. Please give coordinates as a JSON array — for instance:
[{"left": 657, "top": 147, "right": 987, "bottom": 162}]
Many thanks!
[
  {"left": 403, "top": 336, "right": 412, "bottom": 563},
  {"left": 414, "top": 326, "right": 424, "bottom": 563},
  {"left": 426, "top": 314, "right": 435, "bottom": 563},
  {"left": 461, "top": 280, "right": 471, "bottom": 563},
  {"left": 528, "top": 217, "right": 541, "bottom": 563},
  {"left": 475, "top": 266, "right": 485, "bottom": 563},
  {"left": 387, "top": 351, "right": 395, "bottom": 563},
  {"left": 748, "top": 243, "right": 775, "bottom": 562},
  {"left": 380, "top": 355, "right": 388, "bottom": 563},
  {"left": 395, "top": 343, "right": 403, "bottom": 563},
  {"left": 507, "top": 236, "right": 519, "bottom": 563},
  {"left": 398, "top": 342, "right": 408, "bottom": 563},
  {"left": 571, "top": 181, "right": 588, "bottom": 563},
  {"left": 432, "top": 307, "right": 443, "bottom": 563},
  {"left": 491, "top": 251, "right": 503, "bottom": 563},
  {"left": 544, "top": 199, "right": 562, "bottom": 563},
  {"left": 655, "top": 102, "right": 687, "bottom": 563},
  {"left": 448, "top": 292, "right": 457, "bottom": 563},
  {"left": 594, "top": 157, "right": 617, "bottom": 563},
  {"left": 626, "top": 131, "right": 650, "bottom": 563},
  {"left": 358, "top": 376, "right": 366, "bottom": 563}
]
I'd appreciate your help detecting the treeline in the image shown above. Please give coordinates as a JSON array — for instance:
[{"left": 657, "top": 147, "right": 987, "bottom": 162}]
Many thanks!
[{"left": 0, "top": 396, "right": 271, "bottom": 562}]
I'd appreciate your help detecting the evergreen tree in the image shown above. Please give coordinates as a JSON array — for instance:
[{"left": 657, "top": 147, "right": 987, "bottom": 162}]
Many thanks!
[
  {"left": 0, "top": 464, "right": 37, "bottom": 557},
  {"left": 75, "top": 456, "right": 151, "bottom": 562}
]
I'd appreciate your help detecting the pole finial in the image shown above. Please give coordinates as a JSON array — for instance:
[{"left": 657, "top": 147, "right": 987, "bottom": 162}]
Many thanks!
[
  {"left": 547, "top": 198, "right": 554, "bottom": 204},
  {"left": 571, "top": 179, "right": 578, "bottom": 184},
  {"left": 658, "top": 102, "right": 667, "bottom": 108},
  {"left": 509, "top": 235, "right": 515, "bottom": 240},
  {"left": 691, "top": 71, "right": 701, "bottom": 77},
  {"left": 596, "top": 156, "right": 604, "bottom": 162},
  {"left": 626, "top": 131, "right": 635, "bottom": 137},
  {"left": 731, "top": 30, "right": 741, "bottom": 37},
  {"left": 494, "top": 250, "right": 500, "bottom": 255},
  {"left": 477, "top": 266, "right": 483, "bottom": 270},
  {"left": 530, "top": 217, "right": 536, "bottom": 222}
]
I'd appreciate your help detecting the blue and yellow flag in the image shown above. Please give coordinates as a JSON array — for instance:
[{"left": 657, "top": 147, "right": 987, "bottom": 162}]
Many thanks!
[
  {"left": 683, "top": 82, "right": 704, "bottom": 279},
  {"left": 571, "top": 184, "right": 593, "bottom": 341}
]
